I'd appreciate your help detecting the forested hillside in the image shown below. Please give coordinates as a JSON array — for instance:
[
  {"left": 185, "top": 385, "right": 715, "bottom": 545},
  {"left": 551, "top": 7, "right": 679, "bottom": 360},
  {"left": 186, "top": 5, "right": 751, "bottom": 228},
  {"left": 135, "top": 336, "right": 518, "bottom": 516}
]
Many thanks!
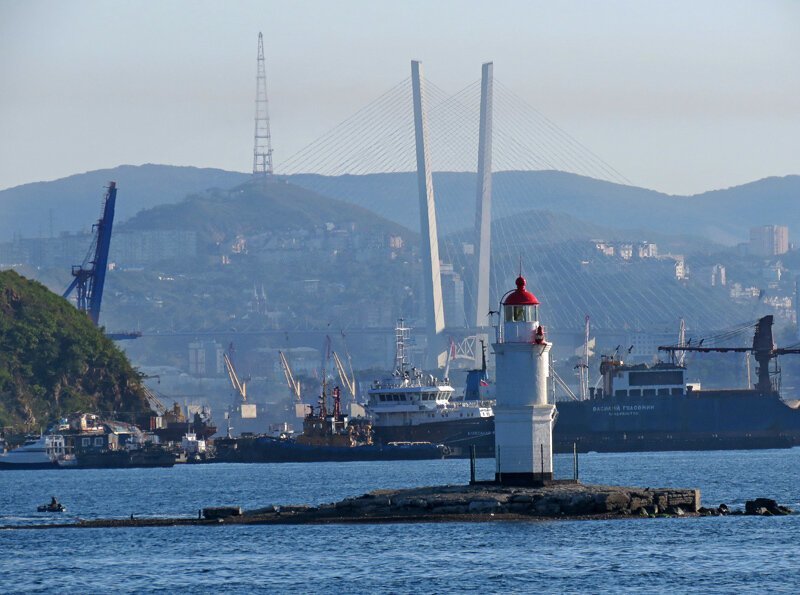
[{"left": 0, "top": 270, "right": 150, "bottom": 430}]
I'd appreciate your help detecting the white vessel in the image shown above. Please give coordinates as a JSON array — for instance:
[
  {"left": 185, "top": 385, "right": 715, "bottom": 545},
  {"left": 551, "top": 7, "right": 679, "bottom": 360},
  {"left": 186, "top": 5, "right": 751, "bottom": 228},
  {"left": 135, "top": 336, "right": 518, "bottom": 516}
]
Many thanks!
[
  {"left": 0, "top": 434, "right": 67, "bottom": 469},
  {"left": 366, "top": 322, "right": 494, "bottom": 456}
]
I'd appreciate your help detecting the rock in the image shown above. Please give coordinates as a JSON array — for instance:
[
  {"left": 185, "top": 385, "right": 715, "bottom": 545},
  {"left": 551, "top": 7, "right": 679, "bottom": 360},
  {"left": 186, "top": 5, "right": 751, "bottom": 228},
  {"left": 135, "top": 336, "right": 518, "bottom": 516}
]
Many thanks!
[
  {"left": 533, "top": 499, "right": 562, "bottom": 516},
  {"left": 745, "top": 498, "right": 789, "bottom": 516},
  {"left": 203, "top": 506, "right": 242, "bottom": 520},
  {"left": 280, "top": 505, "right": 313, "bottom": 514},
  {"left": 564, "top": 493, "right": 595, "bottom": 515},
  {"left": 244, "top": 505, "right": 276, "bottom": 516},
  {"left": 600, "top": 491, "right": 631, "bottom": 513},
  {"left": 468, "top": 500, "right": 500, "bottom": 513},
  {"left": 397, "top": 498, "right": 429, "bottom": 509},
  {"left": 334, "top": 499, "right": 359, "bottom": 510},
  {"left": 629, "top": 495, "right": 654, "bottom": 513}
]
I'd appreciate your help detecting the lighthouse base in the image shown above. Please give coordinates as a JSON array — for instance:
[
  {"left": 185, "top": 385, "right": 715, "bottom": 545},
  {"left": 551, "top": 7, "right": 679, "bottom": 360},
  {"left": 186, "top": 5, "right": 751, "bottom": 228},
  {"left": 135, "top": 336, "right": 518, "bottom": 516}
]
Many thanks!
[{"left": 493, "top": 471, "right": 555, "bottom": 486}]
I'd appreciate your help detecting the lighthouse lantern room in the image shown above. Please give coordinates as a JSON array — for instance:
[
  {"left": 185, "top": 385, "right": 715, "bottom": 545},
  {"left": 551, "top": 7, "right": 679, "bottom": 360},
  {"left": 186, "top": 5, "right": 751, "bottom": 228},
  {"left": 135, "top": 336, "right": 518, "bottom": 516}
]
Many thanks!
[{"left": 492, "top": 275, "right": 556, "bottom": 485}]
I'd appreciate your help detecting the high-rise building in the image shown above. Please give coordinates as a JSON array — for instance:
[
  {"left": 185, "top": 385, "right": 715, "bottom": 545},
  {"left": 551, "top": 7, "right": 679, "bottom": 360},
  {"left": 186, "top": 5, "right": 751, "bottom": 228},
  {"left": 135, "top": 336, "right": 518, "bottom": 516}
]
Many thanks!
[
  {"left": 440, "top": 263, "right": 466, "bottom": 328},
  {"left": 188, "top": 341, "right": 224, "bottom": 377},
  {"left": 749, "top": 225, "right": 789, "bottom": 256},
  {"left": 711, "top": 264, "right": 727, "bottom": 287}
]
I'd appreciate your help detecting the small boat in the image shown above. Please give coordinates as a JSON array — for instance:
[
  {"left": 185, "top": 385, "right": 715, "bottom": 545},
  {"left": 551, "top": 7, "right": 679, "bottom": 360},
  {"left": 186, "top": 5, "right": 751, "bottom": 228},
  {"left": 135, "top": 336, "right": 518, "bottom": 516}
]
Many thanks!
[{"left": 37, "top": 501, "right": 66, "bottom": 513}]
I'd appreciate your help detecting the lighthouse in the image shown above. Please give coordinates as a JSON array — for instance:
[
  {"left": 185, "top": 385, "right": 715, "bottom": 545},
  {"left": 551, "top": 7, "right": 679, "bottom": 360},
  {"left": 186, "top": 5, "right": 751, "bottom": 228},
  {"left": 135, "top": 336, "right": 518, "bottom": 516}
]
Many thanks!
[{"left": 493, "top": 275, "right": 556, "bottom": 484}]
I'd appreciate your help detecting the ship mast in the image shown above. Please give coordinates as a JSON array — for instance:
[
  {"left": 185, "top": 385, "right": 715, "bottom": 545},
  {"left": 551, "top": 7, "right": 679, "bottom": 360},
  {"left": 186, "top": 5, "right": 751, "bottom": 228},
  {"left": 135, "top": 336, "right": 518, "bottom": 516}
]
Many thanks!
[
  {"left": 580, "top": 316, "right": 590, "bottom": 400},
  {"left": 677, "top": 318, "right": 686, "bottom": 367},
  {"left": 394, "top": 319, "right": 410, "bottom": 375}
]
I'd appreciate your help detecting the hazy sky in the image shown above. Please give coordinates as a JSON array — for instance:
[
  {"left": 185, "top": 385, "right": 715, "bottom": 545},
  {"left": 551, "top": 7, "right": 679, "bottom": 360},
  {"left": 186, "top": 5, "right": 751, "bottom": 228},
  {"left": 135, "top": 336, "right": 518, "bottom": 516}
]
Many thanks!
[{"left": 1, "top": 0, "right": 798, "bottom": 195}]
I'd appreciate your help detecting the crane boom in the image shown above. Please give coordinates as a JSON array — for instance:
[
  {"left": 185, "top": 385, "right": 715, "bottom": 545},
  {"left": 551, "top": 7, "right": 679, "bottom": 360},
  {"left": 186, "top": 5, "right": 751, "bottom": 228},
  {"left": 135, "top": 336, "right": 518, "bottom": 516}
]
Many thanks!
[
  {"left": 659, "top": 315, "right": 800, "bottom": 394},
  {"left": 223, "top": 352, "right": 247, "bottom": 402},
  {"left": 332, "top": 351, "right": 356, "bottom": 401},
  {"left": 142, "top": 386, "right": 168, "bottom": 416},
  {"left": 63, "top": 182, "right": 117, "bottom": 326},
  {"left": 279, "top": 350, "right": 301, "bottom": 402}
]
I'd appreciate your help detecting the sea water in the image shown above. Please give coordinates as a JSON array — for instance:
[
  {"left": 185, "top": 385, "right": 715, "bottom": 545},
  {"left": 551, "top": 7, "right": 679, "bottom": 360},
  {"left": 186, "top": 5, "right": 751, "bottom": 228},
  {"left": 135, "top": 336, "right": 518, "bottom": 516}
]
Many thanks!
[{"left": 1, "top": 449, "right": 799, "bottom": 593}]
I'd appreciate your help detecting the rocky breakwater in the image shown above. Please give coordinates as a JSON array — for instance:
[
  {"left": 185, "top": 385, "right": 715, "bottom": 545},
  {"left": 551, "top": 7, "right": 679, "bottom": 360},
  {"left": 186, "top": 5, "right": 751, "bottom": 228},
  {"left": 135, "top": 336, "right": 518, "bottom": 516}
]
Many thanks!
[
  {"left": 7, "top": 485, "right": 795, "bottom": 530},
  {"left": 298, "top": 483, "right": 702, "bottom": 522}
]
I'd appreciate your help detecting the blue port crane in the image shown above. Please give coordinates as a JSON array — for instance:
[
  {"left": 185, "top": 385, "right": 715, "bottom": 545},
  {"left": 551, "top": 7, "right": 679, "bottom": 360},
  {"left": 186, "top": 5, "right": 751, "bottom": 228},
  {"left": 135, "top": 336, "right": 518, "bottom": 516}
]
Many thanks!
[{"left": 62, "top": 182, "right": 117, "bottom": 326}]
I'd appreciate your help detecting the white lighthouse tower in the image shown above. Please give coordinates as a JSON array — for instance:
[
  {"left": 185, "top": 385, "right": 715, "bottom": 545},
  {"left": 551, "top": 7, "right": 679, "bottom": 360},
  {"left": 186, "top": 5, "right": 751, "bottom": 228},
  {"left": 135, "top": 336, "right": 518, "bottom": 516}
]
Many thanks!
[{"left": 493, "top": 275, "right": 556, "bottom": 484}]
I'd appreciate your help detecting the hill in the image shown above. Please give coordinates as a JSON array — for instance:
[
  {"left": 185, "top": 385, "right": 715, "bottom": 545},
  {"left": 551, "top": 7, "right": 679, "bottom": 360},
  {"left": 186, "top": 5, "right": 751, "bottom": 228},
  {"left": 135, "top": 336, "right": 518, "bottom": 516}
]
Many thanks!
[
  {"left": 0, "top": 270, "right": 150, "bottom": 430},
  {"left": 288, "top": 171, "right": 800, "bottom": 245},
  {"left": 119, "top": 177, "right": 410, "bottom": 242},
  {"left": 0, "top": 164, "right": 251, "bottom": 241}
]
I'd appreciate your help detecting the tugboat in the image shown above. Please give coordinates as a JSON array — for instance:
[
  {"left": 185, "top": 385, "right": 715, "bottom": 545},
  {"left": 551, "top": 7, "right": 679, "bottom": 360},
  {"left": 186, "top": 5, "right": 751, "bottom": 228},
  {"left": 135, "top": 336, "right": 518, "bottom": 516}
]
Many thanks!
[{"left": 214, "top": 381, "right": 447, "bottom": 463}]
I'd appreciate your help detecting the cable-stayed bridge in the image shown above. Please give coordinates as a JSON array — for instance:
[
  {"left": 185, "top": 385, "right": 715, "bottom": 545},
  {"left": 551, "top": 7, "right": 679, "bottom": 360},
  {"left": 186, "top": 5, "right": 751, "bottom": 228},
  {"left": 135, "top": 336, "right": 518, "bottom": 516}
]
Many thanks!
[{"left": 249, "top": 61, "right": 749, "bottom": 366}]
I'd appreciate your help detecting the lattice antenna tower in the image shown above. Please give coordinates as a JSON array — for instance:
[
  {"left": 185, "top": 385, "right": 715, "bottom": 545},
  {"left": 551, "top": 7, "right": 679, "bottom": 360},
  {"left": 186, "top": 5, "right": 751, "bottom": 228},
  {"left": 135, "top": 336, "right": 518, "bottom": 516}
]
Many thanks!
[{"left": 253, "top": 32, "right": 274, "bottom": 176}]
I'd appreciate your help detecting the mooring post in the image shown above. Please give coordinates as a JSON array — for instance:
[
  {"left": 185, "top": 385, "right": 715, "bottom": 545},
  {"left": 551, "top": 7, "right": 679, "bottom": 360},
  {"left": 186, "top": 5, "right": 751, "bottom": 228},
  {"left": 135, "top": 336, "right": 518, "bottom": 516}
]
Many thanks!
[
  {"left": 469, "top": 445, "right": 476, "bottom": 484},
  {"left": 573, "top": 442, "right": 578, "bottom": 481}
]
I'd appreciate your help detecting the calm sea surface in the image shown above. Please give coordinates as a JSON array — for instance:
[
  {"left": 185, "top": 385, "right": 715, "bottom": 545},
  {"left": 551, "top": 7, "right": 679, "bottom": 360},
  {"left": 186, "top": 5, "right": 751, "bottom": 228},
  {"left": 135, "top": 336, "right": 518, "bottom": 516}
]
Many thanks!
[{"left": 1, "top": 449, "right": 799, "bottom": 593}]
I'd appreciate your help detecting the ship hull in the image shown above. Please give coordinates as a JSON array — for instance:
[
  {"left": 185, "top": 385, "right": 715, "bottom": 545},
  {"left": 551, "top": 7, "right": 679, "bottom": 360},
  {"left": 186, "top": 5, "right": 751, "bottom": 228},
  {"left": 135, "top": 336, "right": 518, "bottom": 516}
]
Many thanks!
[
  {"left": 213, "top": 436, "right": 448, "bottom": 463},
  {"left": 76, "top": 449, "right": 176, "bottom": 469},
  {"left": 372, "top": 417, "right": 495, "bottom": 457},
  {"left": 554, "top": 390, "right": 800, "bottom": 453},
  {"left": 370, "top": 391, "right": 800, "bottom": 455},
  {"left": 0, "top": 460, "right": 60, "bottom": 470}
]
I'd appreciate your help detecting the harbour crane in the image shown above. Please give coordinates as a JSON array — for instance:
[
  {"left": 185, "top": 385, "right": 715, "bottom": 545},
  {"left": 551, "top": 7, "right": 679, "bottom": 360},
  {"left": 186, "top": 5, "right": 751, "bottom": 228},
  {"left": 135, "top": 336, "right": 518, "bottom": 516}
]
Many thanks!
[
  {"left": 279, "top": 350, "right": 302, "bottom": 402},
  {"left": 63, "top": 182, "right": 117, "bottom": 326},
  {"left": 142, "top": 386, "right": 168, "bottom": 417},
  {"left": 659, "top": 315, "right": 800, "bottom": 394},
  {"left": 223, "top": 352, "right": 247, "bottom": 403},
  {"left": 332, "top": 351, "right": 356, "bottom": 404}
]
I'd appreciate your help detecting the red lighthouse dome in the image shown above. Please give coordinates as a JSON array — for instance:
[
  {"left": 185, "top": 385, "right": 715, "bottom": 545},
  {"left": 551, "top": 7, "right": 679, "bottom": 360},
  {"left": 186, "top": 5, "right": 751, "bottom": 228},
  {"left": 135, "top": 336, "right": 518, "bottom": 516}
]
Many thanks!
[{"left": 503, "top": 276, "right": 539, "bottom": 306}]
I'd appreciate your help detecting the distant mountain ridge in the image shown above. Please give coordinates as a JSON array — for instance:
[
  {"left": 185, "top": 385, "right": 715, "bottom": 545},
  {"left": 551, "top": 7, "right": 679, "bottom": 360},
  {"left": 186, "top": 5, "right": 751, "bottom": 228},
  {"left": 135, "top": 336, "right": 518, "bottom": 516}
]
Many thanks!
[
  {"left": 288, "top": 171, "right": 800, "bottom": 245},
  {"left": 1, "top": 164, "right": 797, "bottom": 245},
  {"left": 0, "top": 164, "right": 250, "bottom": 241}
]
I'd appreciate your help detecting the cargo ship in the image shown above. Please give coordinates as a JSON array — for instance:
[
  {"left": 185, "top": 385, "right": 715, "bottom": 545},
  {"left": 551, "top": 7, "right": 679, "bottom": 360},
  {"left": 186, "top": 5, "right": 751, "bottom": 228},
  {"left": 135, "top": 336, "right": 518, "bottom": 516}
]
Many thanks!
[{"left": 554, "top": 315, "right": 800, "bottom": 452}]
